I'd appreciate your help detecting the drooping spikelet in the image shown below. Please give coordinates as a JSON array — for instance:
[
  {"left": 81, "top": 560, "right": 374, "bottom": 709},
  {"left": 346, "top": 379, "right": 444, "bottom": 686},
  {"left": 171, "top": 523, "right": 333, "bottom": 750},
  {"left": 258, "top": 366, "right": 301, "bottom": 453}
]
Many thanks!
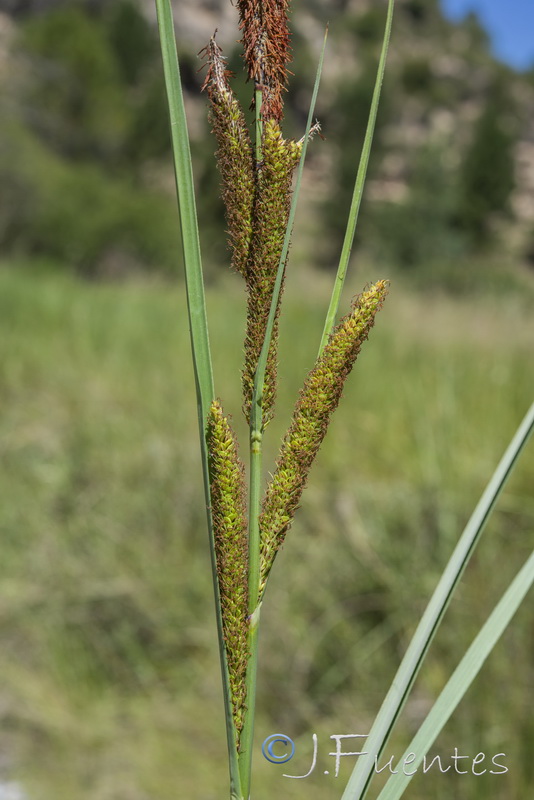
[
  {"left": 242, "top": 118, "right": 302, "bottom": 424},
  {"left": 201, "top": 37, "right": 255, "bottom": 278},
  {"left": 258, "top": 281, "right": 389, "bottom": 598},
  {"left": 237, "top": 0, "right": 291, "bottom": 121},
  {"left": 207, "top": 400, "right": 249, "bottom": 746}
]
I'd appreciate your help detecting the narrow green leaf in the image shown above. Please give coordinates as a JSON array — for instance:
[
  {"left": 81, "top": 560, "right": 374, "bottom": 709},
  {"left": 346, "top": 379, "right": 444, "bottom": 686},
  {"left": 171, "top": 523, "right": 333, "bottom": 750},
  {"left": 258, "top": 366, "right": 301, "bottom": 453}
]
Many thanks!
[
  {"left": 155, "top": 0, "right": 213, "bottom": 421},
  {"left": 155, "top": 4, "right": 242, "bottom": 797},
  {"left": 319, "top": 0, "right": 395, "bottom": 354},
  {"left": 375, "top": 549, "right": 534, "bottom": 800},
  {"left": 341, "top": 401, "right": 534, "bottom": 800}
]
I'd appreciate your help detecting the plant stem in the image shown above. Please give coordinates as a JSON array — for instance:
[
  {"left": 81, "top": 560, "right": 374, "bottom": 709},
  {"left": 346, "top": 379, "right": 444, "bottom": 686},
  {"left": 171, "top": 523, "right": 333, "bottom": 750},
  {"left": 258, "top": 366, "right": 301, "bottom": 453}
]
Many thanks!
[
  {"left": 239, "top": 392, "right": 264, "bottom": 797},
  {"left": 239, "top": 595, "right": 261, "bottom": 797},
  {"left": 238, "top": 28, "right": 329, "bottom": 797},
  {"left": 238, "top": 72, "right": 268, "bottom": 799},
  {"left": 255, "top": 87, "right": 263, "bottom": 164},
  {"left": 237, "top": 40, "right": 329, "bottom": 791},
  {"left": 319, "top": 0, "right": 395, "bottom": 353},
  {"left": 239, "top": 619, "right": 261, "bottom": 800},
  {"left": 248, "top": 427, "right": 263, "bottom": 606}
]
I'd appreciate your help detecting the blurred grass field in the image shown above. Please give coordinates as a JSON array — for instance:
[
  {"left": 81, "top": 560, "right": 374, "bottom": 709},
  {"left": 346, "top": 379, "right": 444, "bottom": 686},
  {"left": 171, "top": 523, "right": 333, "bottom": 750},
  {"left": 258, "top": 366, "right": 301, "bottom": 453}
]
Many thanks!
[{"left": 0, "top": 263, "right": 532, "bottom": 800}]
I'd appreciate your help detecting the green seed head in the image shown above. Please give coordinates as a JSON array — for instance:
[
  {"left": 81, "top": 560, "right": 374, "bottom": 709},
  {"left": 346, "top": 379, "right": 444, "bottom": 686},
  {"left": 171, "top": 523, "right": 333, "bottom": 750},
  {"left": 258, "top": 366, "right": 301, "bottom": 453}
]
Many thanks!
[
  {"left": 258, "top": 280, "right": 389, "bottom": 598},
  {"left": 242, "top": 119, "right": 302, "bottom": 424},
  {"left": 207, "top": 400, "right": 249, "bottom": 746},
  {"left": 202, "top": 37, "right": 255, "bottom": 278}
]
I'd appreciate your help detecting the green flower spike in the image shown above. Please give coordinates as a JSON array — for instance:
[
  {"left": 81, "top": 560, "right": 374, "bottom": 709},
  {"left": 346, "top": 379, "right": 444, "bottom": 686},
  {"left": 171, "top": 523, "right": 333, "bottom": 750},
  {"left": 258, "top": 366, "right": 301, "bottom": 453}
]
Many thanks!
[
  {"left": 202, "top": 37, "right": 255, "bottom": 278},
  {"left": 206, "top": 400, "right": 249, "bottom": 746},
  {"left": 258, "top": 280, "right": 389, "bottom": 598},
  {"left": 242, "top": 118, "right": 302, "bottom": 424}
]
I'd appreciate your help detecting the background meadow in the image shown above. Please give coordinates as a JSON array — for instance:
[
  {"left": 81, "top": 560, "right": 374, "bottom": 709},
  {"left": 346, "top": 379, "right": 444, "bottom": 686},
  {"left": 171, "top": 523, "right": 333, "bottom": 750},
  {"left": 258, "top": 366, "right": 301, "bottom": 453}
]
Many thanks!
[{"left": 0, "top": 1, "right": 533, "bottom": 798}]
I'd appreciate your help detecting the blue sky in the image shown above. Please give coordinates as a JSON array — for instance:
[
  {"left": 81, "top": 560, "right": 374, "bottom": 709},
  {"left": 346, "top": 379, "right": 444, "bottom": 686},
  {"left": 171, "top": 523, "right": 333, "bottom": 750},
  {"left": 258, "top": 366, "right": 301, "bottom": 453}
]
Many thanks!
[{"left": 441, "top": 0, "right": 534, "bottom": 71}]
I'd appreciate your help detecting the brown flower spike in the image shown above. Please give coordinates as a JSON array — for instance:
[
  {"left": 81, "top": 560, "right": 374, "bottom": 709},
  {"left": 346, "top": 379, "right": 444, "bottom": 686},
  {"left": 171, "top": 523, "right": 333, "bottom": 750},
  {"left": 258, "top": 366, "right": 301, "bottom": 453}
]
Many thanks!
[
  {"left": 258, "top": 281, "right": 389, "bottom": 598},
  {"left": 207, "top": 400, "right": 249, "bottom": 746},
  {"left": 201, "top": 38, "right": 255, "bottom": 278},
  {"left": 202, "top": 37, "right": 302, "bottom": 423},
  {"left": 237, "top": 0, "right": 291, "bottom": 121},
  {"left": 242, "top": 118, "right": 302, "bottom": 423}
]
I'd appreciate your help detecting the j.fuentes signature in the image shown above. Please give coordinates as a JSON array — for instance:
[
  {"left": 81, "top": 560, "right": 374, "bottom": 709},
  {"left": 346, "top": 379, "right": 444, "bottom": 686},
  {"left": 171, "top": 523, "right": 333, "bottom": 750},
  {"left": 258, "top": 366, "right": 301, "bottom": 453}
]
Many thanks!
[{"left": 262, "top": 734, "right": 508, "bottom": 779}]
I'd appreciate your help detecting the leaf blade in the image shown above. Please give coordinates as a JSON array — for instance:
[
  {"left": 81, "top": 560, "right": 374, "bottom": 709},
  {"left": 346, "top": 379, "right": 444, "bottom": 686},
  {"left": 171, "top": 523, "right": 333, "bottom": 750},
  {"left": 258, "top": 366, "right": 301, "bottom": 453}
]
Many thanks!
[
  {"left": 155, "top": 0, "right": 214, "bottom": 418},
  {"left": 340, "top": 401, "right": 534, "bottom": 800},
  {"left": 319, "top": 0, "right": 395, "bottom": 354},
  {"left": 375, "top": 549, "right": 534, "bottom": 800},
  {"left": 155, "top": 4, "right": 243, "bottom": 797}
]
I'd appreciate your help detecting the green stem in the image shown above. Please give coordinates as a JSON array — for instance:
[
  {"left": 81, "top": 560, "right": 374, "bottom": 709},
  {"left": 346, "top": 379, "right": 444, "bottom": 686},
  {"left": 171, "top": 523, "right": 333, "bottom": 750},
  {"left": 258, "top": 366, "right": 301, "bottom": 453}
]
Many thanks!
[
  {"left": 239, "top": 402, "right": 263, "bottom": 797},
  {"left": 248, "top": 427, "right": 263, "bottom": 606},
  {"left": 319, "top": 0, "right": 394, "bottom": 353},
  {"left": 255, "top": 87, "right": 263, "bottom": 163},
  {"left": 239, "top": 600, "right": 261, "bottom": 798},
  {"left": 237, "top": 40, "right": 330, "bottom": 791},
  {"left": 238, "top": 32, "right": 328, "bottom": 796},
  {"left": 238, "top": 77, "right": 265, "bottom": 800}
]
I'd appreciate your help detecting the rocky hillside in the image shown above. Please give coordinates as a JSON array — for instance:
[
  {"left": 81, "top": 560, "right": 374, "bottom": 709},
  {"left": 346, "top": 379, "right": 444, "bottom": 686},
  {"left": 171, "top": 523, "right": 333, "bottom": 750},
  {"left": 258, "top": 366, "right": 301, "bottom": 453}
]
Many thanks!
[
  {"left": 175, "top": 0, "right": 534, "bottom": 267},
  {"left": 1, "top": 0, "right": 533, "bottom": 282}
]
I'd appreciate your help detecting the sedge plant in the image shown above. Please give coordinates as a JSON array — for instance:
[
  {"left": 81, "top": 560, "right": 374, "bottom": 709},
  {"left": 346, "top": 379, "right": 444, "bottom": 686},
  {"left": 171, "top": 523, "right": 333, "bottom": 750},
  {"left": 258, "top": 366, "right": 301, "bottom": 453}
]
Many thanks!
[{"left": 154, "top": 1, "right": 533, "bottom": 798}]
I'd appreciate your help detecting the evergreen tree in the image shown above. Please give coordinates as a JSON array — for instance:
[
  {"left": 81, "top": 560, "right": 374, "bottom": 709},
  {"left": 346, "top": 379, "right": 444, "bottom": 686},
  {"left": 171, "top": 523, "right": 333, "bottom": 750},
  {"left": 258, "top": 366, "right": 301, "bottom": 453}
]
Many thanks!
[{"left": 458, "top": 84, "right": 516, "bottom": 245}]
